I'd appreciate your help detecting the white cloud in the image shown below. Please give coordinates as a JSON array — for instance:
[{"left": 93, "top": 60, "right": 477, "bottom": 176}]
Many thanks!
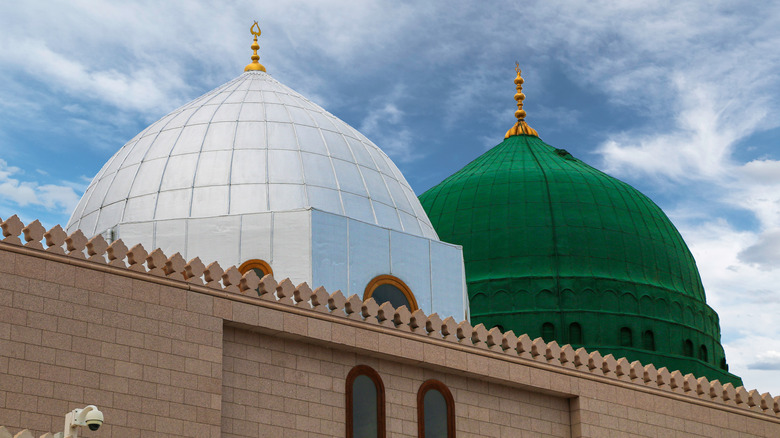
[
  {"left": 0, "top": 159, "right": 82, "bottom": 213},
  {"left": 749, "top": 350, "right": 780, "bottom": 371},
  {"left": 359, "top": 88, "right": 420, "bottom": 163},
  {"left": 737, "top": 229, "right": 780, "bottom": 271}
]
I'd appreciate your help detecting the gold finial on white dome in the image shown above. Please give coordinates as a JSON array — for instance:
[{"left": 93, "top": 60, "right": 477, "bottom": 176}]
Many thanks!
[{"left": 244, "top": 21, "right": 267, "bottom": 72}]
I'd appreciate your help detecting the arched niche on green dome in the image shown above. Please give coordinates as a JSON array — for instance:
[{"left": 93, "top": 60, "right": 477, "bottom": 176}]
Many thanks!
[
  {"left": 561, "top": 289, "right": 577, "bottom": 309},
  {"left": 620, "top": 293, "right": 639, "bottom": 314}
]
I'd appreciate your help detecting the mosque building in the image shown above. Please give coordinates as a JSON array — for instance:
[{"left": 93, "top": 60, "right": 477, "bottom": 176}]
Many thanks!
[{"left": 0, "top": 23, "right": 778, "bottom": 438}]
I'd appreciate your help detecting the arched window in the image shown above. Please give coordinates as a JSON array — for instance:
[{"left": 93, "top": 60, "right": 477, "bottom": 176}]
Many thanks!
[
  {"left": 417, "top": 380, "right": 455, "bottom": 438},
  {"left": 683, "top": 339, "right": 694, "bottom": 357},
  {"left": 346, "top": 365, "right": 385, "bottom": 438},
  {"left": 619, "top": 327, "right": 633, "bottom": 347},
  {"left": 364, "top": 275, "right": 418, "bottom": 311},
  {"left": 698, "top": 345, "right": 708, "bottom": 362},
  {"left": 568, "top": 322, "right": 582, "bottom": 344},
  {"left": 642, "top": 330, "right": 655, "bottom": 351},
  {"left": 238, "top": 259, "right": 273, "bottom": 278},
  {"left": 541, "top": 322, "right": 555, "bottom": 342},
  {"left": 720, "top": 357, "right": 728, "bottom": 371}
]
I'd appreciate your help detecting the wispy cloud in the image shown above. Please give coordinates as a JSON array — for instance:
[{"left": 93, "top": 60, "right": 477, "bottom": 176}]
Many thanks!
[
  {"left": 0, "top": 159, "right": 83, "bottom": 214},
  {"left": 359, "top": 87, "right": 420, "bottom": 163}
]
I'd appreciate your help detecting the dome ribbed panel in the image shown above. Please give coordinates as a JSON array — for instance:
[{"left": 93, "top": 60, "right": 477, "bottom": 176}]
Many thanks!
[{"left": 66, "top": 71, "right": 437, "bottom": 240}]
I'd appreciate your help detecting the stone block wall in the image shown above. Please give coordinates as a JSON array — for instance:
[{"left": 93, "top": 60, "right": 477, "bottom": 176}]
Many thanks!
[
  {"left": 0, "top": 251, "right": 224, "bottom": 437},
  {"left": 1, "top": 214, "right": 779, "bottom": 437},
  {"left": 221, "top": 327, "right": 570, "bottom": 437}
]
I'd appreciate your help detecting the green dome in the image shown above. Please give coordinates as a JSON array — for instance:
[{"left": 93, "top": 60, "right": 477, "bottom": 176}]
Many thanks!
[{"left": 420, "top": 134, "right": 740, "bottom": 386}]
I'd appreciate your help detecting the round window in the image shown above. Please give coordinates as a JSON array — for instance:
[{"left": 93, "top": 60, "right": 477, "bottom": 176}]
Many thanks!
[
  {"left": 238, "top": 259, "right": 273, "bottom": 279},
  {"left": 364, "top": 275, "right": 418, "bottom": 311}
]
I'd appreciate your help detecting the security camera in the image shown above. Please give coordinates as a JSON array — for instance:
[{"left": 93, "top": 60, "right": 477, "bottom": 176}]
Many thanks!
[
  {"left": 64, "top": 405, "right": 104, "bottom": 438},
  {"left": 84, "top": 408, "right": 104, "bottom": 430}
]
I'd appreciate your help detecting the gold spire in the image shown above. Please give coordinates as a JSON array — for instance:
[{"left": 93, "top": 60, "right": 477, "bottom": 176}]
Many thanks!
[
  {"left": 244, "top": 21, "right": 267, "bottom": 72},
  {"left": 505, "top": 62, "right": 538, "bottom": 138}
]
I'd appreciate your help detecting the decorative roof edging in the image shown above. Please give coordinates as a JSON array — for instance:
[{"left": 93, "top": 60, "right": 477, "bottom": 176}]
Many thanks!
[{"left": 1, "top": 214, "right": 779, "bottom": 422}]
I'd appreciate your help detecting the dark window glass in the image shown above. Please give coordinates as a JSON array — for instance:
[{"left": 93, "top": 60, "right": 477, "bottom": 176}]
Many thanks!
[
  {"left": 346, "top": 366, "right": 385, "bottom": 438},
  {"left": 423, "top": 390, "right": 447, "bottom": 438},
  {"left": 720, "top": 358, "right": 728, "bottom": 371},
  {"left": 251, "top": 267, "right": 266, "bottom": 279},
  {"left": 417, "top": 380, "right": 455, "bottom": 438},
  {"left": 353, "top": 375, "right": 378, "bottom": 438},
  {"left": 698, "top": 345, "right": 708, "bottom": 362},
  {"left": 683, "top": 339, "right": 694, "bottom": 357},
  {"left": 542, "top": 322, "right": 555, "bottom": 342},
  {"left": 642, "top": 330, "right": 655, "bottom": 351},
  {"left": 371, "top": 283, "right": 412, "bottom": 309},
  {"left": 569, "top": 323, "right": 582, "bottom": 344},
  {"left": 620, "top": 327, "right": 633, "bottom": 347}
]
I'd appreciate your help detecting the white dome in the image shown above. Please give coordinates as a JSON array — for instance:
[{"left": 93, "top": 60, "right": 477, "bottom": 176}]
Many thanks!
[{"left": 67, "top": 71, "right": 438, "bottom": 240}]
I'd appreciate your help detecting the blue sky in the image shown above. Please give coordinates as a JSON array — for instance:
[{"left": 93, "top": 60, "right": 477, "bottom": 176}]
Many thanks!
[{"left": 2, "top": 1, "right": 780, "bottom": 394}]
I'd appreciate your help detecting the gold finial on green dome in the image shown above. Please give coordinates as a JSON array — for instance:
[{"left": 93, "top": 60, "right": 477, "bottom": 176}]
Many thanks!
[
  {"left": 505, "top": 62, "right": 538, "bottom": 138},
  {"left": 244, "top": 21, "right": 267, "bottom": 72}
]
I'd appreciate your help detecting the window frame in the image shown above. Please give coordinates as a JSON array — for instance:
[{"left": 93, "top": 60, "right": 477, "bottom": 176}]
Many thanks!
[
  {"left": 346, "top": 365, "right": 386, "bottom": 438},
  {"left": 417, "top": 379, "right": 456, "bottom": 438},
  {"left": 238, "top": 259, "right": 273, "bottom": 277},
  {"left": 364, "top": 274, "right": 418, "bottom": 312}
]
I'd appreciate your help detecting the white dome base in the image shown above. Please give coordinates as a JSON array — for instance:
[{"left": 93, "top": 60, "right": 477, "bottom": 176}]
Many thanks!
[{"left": 112, "top": 207, "right": 468, "bottom": 320}]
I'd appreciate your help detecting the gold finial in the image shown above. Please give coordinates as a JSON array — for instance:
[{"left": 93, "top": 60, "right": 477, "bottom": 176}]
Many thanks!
[
  {"left": 244, "top": 21, "right": 267, "bottom": 72},
  {"left": 505, "top": 61, "right": 538, "bottom": 138}
]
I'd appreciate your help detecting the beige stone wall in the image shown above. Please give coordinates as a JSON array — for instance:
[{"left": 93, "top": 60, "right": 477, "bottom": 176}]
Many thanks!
[
  {"left": 1, "top": 224, "right": 779, "bottom": 437},
  {"left": 221, "top": 327, "right": 570, "bottom": 437},
  {"left": 0, "top": 249, "right": 224, "bottom": 437}
]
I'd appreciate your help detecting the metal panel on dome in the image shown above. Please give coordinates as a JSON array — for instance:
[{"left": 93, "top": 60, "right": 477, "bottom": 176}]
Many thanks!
[
  {"left": 430, "top": 241, "right": 468, "bottom": 320},
  {"left": 95, "top": 201, "right": 125, "bottom": 235},
  {"left": 239, "top": 103, "right": 264, "bottom": 122},
  {"left": 234, "top": 122, "right": 266, "bottom": 149},
  {"left": 203, "top": 123, "right": 236, "bottom": 151},
  {"left": 229, "top": 184, "right": 268, "bottom": 214},
  {"left": 237, "top": 213, "right": 273, "bottom": 264},
  {"left": 155, "top": 219, "right": 187, "bottom": 258},
  {"left": 348, "top": 219, "right": 390, "bottom": 295},
  {"left": 130, "top": 159, "right": 166, "bottom": 196},
  {"left": 172, "top": 124, "right": 209, "bottom": 155},
  {"left": 301, "top": 152, "right": 337, "bottom": 189},
  {"left": 194, "top": 151, "right": 232, "bottom": 186},
  {"left": 311, "top": 211, "right": 349, "bottom": 294},
  {"left": 191, "top": 185, "right": 229, "bottom": 218},
  {"left": 161, "top": 154, "right": 199, "bottom": 190},
  {"left": 390, "top": 232, "right": 432, "bottom": 312},
  {"left": 295, "top": 125, "right": 328, "bottom": 155},
  {"left": 267, "top": 150, "right": 303, "bottom": 184},
  {"left": 306, "top": 186, "right": 343, "bottom": 215},
  {"left": 267, "top": 122, "right": 297, "bottom": 150},
  {"left": 272, "top": 210, "right": 312, "bottom": 285},
  {"left": 187, "top": 216, "right": 241, "bottom": 265},
  {"left": 231, "top": 150, "right": 267, "bottom": 184},
  {"left": 268, "top": 184, "right": 305, "bottom": 211},
  {"left": 155, "top": 189, "right": 192, "bottom": 220},
  {"left": 145, "top": 129, "right": 181, "bottom": 159},
  {"left": 122, "top": 193, "right": 157, "bottom": 223}
]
